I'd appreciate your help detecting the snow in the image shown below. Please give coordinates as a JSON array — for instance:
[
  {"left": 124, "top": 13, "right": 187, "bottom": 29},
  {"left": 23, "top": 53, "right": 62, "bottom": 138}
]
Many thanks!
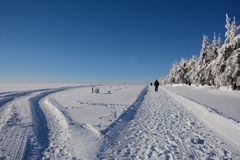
[
  {"left": 0, "top": 83, "right": 240, "bottom": 159},
  {"left": 39, "top": 85, "right": 145, "bottom": 159},
  {"left": 161, "top": 86, "right": 240, "bottom": 153},
  {"left": 0, "top": 92, "right": 34, "bottom": 159},
  {"left": 49, "top": 85, "right": 144, "bottom": 131},
  {"left": 99, "top": 86, "right": 239, "bottom": 159},
  {"left": 0, "top": 83, "right": 80, "bottom": 92},
  {"left": 163, "top": 85, "right": 240, "bottom": 122},
  {"left": 162, "top": 14, "right": 240, "bottom": 89}
]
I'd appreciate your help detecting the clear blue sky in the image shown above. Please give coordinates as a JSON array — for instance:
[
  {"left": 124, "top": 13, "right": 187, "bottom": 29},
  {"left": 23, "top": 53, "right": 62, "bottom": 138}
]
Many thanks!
[{"left": 0, "top": 0, "right": 240, "bottom": 84}]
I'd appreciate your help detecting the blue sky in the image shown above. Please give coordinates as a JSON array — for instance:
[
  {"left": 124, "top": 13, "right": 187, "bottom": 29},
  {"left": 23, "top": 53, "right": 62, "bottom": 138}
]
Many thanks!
[{"left": 0, "top": 0, "right": 240, "bottom": 84}]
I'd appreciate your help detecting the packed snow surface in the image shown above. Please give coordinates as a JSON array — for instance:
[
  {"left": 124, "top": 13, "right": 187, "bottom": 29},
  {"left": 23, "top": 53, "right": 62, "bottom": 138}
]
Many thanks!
[
  {"left": 42, "top": 85, "right": 145, "bottom": 159},
  {"left": 99, "top": 86, "right": 239, "bottom": 159},
  {"left": 0, "top": 83, "right": 240, "bottom": 159},
  {"left": 50, "top": 85, "right": 144, "bottom": 131},
  {"left": 163, "top": 84, "right": 240, "bottom": 122}
]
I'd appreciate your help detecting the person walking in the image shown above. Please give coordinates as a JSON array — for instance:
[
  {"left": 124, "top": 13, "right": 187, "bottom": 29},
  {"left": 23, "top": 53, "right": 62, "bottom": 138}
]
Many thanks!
[{"left": 154, "top": 80, "right": 159, "bottom": 92}]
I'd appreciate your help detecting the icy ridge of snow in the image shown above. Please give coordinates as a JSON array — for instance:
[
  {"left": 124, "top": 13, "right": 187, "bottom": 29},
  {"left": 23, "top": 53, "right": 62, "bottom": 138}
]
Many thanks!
[
  {"left": 40, "top": 97, "right": 74, "bottom": 159},
  {"left": 41, "top": 94, "right": 101, "bottom": 159},
  {"left": 81, "top": 123, "right": 101, "bottom": 137},
  {"left": 161, "top": 87, "right": 240, "bottom": 152}
]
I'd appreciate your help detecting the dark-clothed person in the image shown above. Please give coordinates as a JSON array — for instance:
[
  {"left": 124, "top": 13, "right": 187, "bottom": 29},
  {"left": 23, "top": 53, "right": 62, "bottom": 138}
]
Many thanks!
[{"left": 154, "top": 80, "right": 159, "bottom": 92}]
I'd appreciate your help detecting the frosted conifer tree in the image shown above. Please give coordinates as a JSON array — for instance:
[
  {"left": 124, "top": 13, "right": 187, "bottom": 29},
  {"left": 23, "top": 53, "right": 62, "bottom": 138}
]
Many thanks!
[
  {"left": 163, "top": 14, "right": 240, "bottom": 89},
  {"left": 225, "top": 14, "right": 231, "bottom": 44},
  {"left": 212, "top": 32, "right": 217, "bottom": 51},
  {"left": 200, "top": 35, "right": 210, "bottom": 56},
  {"left": 217, "top": 33, "right": 222, "bottom": 48},
  {"left": 200, "top": 34, "right": 212, "bottom": 64},
  {"left": 231, "top": 17, "right": 237, "bottom": 38}
]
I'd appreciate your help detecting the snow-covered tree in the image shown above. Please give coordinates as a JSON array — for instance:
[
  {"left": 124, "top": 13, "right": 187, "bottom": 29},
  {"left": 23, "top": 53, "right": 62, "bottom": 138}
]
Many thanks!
[
  {"left": 217, "top": 33, "right": 222, "bottom": 48},
  {"left": 231, "top": 17, "right": 237, "bottom": 39},
  {"left": 225, "top": 14, "right": 231, "bottom": 44},
  {"left": 200, "top": 35, "right": 210, "bottom": 55},
  {"left": 162, "top": 14, "right": 240, "bottom": 90},
  {"left": 212, "top": 32, "right": 217, "bottom": 51}
]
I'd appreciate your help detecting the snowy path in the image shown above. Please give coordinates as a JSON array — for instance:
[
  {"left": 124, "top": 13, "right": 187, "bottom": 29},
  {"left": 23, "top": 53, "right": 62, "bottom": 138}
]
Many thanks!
[
  {"left": 0, "top": 93, "right": 35, "bottom": 160},
  {"left": 99, "top": 87, "right": 239, "bottom": 159},
  {"left": 0, "top": 87, "right": 81, "bottom": 159}
]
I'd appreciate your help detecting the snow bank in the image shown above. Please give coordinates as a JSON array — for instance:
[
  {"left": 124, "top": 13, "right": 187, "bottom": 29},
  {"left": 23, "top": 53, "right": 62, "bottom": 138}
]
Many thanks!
[
  {"left": 161, "top": 86, "right": 240, "bottom": 152},
  {"left": 163, "top": 85, "right": 240, "bottom": 122}
]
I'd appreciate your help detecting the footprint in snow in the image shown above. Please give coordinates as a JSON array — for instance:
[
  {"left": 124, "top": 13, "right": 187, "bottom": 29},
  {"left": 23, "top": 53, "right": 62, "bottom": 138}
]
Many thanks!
[{"left": 190, "top": 136, "right": 204, "bottom": 144}]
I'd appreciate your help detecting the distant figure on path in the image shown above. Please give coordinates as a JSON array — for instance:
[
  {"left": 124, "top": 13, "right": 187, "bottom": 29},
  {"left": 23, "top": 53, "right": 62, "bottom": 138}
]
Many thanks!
[
  {"left": 150, "top": 83, "right": 153, "bottom": 86},
  {"left": 154, "top": 80, "right": 159, "bottom": 92}
]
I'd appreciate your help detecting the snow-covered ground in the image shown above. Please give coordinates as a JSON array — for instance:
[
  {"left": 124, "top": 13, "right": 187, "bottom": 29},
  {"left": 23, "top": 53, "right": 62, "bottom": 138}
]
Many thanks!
[
  {"left": 100, "top": 86, "right": 239, "bottom": 159},
  {"left": 0, "top": 83, "right": 80, "bottom": 92},
  {"left": 0, "top": 83, "right": 240, "bottom": 159},
  {"left": 163, "top": 84, "right": 240, "bottom": 122},
  {"left": 0, "top": 84, "right": 145, "bottom": 159},
  {"left": 41, "top": 85, "right": 145, "bottom": 159}
]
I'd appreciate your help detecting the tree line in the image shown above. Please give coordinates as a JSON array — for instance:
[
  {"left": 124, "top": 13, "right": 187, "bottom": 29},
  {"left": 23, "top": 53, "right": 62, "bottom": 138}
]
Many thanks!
[{"left": 161, "top": 14, "right": 240, "bottom": 90}]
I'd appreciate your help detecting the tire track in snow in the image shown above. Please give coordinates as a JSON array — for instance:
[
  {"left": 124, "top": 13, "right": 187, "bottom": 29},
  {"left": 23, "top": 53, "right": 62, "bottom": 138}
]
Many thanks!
[
  {"left": 23, "top": 87, "right": 80, "bottom": 159},
  {"left": 40, "top": 92, "right": 100, "bottom": 159},
  {"left": 0, "top": 89, "right": 46, "bottom": 108},
  {"left": 0, "top": 92, "right": 42, "bottom": 160},
  {"left": 0, "top": 87, "right": 81, "bottom": 159},
  {"left": 39, "top": 97, "right": 74, "bottom": 159}
]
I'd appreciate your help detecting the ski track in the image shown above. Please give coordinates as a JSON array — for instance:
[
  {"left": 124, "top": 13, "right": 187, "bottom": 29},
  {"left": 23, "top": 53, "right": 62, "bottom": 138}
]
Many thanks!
[
  {"left": 0, "top": 87, "right": 80, "bottom": 160},
  {"left": 0, "top": 92, "right": 40, "bottom": 160},
  {"left": 41, "top": 96, "right": 101, "bottom": 160},
  {"left": 99, "top": 87, "right": 239, "bottom": 159},
  {"left": 0, "top": 89, "right": 47, "bottom": 109}
]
